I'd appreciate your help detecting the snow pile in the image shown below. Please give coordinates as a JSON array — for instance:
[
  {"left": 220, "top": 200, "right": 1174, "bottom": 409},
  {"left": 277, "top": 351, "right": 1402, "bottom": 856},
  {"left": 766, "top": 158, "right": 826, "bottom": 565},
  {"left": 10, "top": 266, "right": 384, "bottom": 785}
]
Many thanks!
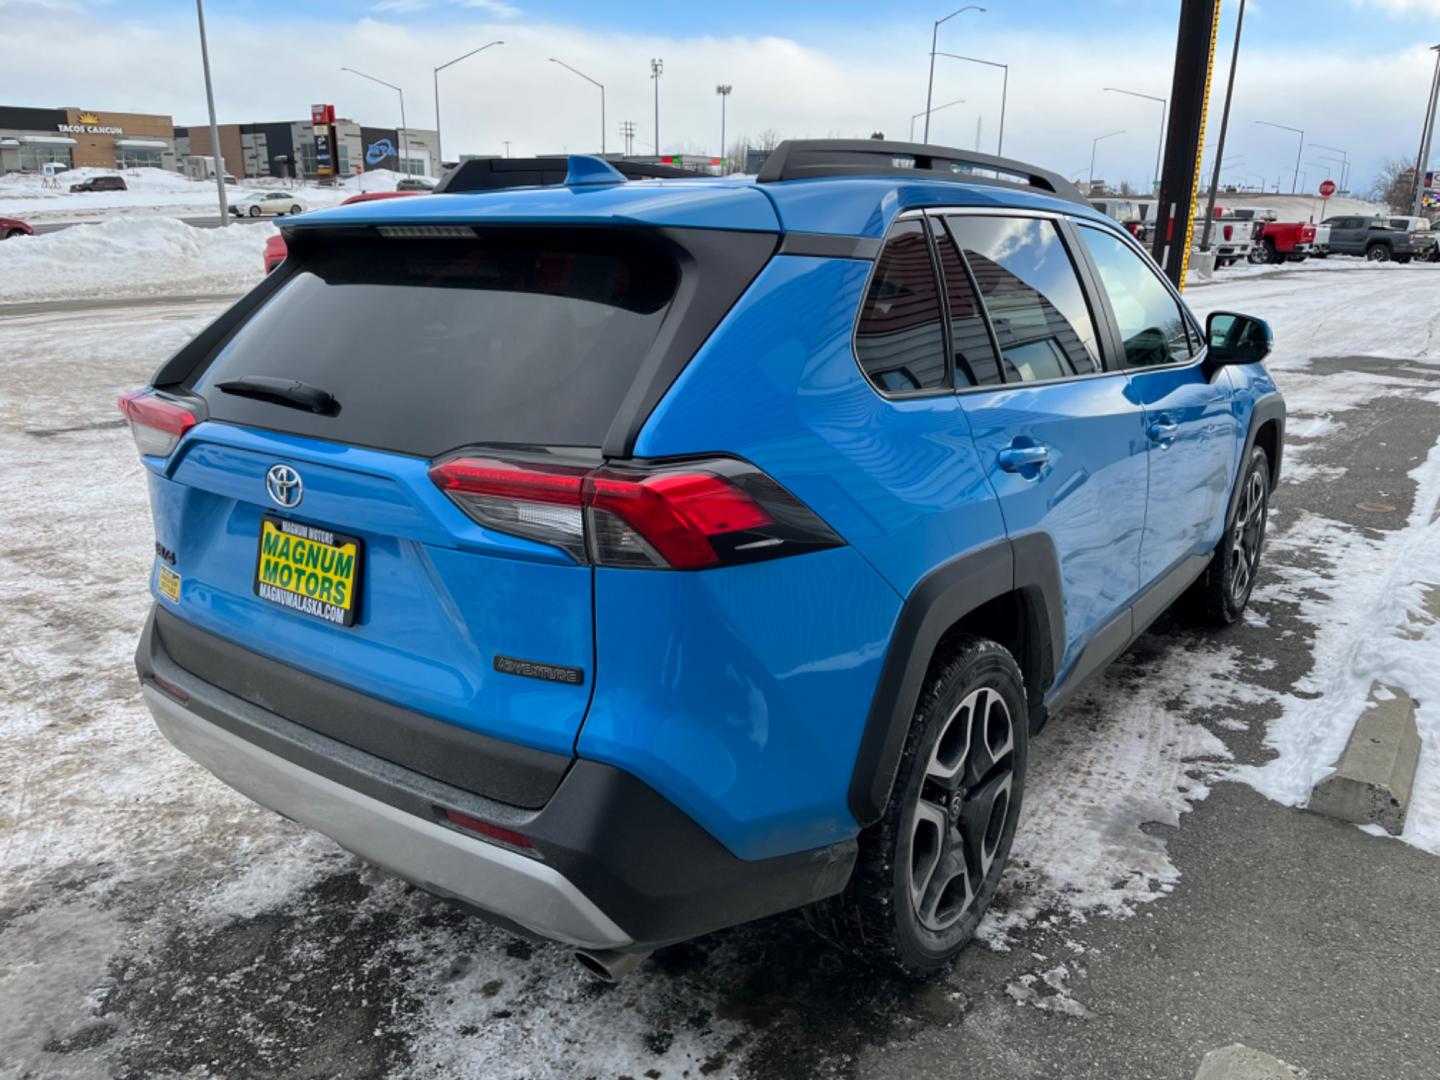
[{"left": 0, "top": 216, "right": 270, "bottom": 302}]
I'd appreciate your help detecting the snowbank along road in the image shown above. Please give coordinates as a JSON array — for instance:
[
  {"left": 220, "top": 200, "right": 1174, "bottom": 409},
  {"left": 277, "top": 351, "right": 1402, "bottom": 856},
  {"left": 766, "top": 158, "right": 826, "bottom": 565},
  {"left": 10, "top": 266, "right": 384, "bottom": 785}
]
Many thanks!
[{"left": 1, "top": 260, "right": 1438, "bottom": 1079}]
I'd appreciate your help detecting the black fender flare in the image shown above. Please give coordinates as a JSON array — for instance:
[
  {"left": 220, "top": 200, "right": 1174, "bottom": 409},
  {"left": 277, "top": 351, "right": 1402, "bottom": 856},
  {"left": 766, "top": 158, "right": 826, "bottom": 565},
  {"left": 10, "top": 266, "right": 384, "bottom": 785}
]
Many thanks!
[
  {"left": 1226, "top": 392, "right": 1285, "bottom": 529},
  {"left": 847, "top": 533, "right": 1065, "bottom": 826}
]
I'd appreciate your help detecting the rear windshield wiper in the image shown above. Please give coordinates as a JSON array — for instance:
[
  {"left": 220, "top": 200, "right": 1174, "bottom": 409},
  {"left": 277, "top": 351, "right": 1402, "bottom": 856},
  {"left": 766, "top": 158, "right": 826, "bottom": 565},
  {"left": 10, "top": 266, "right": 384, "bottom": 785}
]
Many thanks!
[{"left": 215, "top": 376, "right": 338, "bottom": 415}]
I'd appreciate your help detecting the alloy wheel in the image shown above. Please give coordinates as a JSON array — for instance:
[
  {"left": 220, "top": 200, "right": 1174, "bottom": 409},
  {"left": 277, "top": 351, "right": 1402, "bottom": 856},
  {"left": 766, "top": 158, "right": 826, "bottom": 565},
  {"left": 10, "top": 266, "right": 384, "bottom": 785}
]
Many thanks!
[
  {"left": 909, "top": 687, "right": 1016, "bottom": 932},
  {"left": 1229, "top": 468, "right": 1266, "bottom": 603}
]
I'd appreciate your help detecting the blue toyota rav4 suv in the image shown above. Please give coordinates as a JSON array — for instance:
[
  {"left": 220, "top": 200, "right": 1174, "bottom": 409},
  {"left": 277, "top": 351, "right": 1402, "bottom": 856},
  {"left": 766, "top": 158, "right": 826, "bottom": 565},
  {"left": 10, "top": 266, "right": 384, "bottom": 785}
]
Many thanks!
[{"left": 127, "top": 141, "right": 1283, "bottom": 978}]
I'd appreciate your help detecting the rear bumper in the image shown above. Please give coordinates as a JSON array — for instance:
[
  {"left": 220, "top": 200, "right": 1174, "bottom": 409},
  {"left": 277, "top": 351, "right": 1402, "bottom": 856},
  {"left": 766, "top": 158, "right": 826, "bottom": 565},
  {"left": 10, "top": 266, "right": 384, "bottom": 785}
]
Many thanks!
[{"left": 136, "top": 607, "right": 854, "bottom": 950}]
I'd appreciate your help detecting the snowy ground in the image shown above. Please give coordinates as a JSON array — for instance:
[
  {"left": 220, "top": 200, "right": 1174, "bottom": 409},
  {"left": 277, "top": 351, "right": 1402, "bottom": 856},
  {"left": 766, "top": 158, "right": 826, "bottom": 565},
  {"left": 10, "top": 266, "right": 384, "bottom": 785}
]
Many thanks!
[
  {"left": 0, "top": 257, "right": 1437, "bottom": 1077},
  {"left": 0, "top": 166, "right": 423, "bottom": 226}
]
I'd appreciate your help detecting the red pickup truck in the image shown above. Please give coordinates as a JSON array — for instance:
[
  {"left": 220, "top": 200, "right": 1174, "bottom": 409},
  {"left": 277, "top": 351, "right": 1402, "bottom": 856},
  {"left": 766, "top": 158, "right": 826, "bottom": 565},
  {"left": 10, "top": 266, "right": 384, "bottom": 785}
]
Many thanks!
[{"left": 1224, "top": 207, "right": 1316, "bottom": 264}]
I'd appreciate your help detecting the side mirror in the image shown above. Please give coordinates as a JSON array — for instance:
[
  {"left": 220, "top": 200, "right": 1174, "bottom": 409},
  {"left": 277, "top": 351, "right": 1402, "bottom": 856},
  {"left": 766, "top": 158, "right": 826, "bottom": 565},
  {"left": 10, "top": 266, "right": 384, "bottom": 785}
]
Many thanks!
[{"left": 1205, "top": 311, "right": 1273, "bottom": 366}]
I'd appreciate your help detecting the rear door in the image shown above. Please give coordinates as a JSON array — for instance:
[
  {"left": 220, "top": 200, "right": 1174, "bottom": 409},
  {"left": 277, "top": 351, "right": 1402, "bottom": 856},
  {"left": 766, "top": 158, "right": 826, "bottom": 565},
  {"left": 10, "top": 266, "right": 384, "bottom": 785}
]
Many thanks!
[
  {"left": 1075, "top": 223, "right": 1236, "bottom": 588},
  {"left": 151, "top": 229, "right": 684, "bottom": 756},
  {"left": 940, "top": 212, "right": 1148, "bottom": 680}
]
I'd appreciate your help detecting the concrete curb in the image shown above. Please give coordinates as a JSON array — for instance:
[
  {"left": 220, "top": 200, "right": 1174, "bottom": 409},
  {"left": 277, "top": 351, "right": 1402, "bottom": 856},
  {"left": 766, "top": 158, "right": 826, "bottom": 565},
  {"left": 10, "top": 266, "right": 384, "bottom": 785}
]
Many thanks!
[
  {"left": 1193, "top": 1044, "right": 1300, "bottom": 1080},
  {"left": 1308, "top": 682, "right": 1421, "bottom": 836}
]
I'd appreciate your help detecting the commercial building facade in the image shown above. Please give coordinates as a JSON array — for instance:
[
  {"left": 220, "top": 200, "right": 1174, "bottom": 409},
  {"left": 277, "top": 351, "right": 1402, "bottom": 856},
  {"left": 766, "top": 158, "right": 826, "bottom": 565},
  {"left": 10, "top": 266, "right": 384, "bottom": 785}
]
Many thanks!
[
  {"left": 175, "top": 119, "right": 438, "bottom": 181},
  {"left": 0, "top": 105, "right": 176, "bottom": 174}
]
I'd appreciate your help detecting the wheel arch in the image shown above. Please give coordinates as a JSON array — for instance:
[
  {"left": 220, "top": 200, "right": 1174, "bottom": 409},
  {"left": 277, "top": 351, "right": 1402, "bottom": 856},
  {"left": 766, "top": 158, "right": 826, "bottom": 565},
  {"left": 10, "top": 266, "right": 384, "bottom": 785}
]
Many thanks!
[
  {"left": 1229, "top": 393, "right": 1285, "bottom": 526},
  {"left": 847, "top": 534, "right": 1064, "bottom": 827}
]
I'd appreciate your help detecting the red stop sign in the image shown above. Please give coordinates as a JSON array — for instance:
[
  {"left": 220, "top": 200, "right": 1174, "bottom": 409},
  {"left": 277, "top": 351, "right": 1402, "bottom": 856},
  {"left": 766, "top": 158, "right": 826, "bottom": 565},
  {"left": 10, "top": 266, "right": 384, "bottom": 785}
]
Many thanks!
[{"left": 1319, "top": 179, "right": 1337, "bottom": 198}]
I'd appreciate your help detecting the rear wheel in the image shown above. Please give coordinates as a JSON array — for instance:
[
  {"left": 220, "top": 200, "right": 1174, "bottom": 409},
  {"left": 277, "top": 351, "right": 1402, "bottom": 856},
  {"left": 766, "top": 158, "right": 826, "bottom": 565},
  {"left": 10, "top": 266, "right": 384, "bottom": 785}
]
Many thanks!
[
  {"left": 1396, "top": 255, "right": 1413, "bottom": 265},
  {"left": 1191, "top": 446, "right": 1270, "bottom": 625},
  {"left": 1365, "top": 243, "right": 1390, "bottom": 262},
  {"left": 1248, "top": 243, "right": 1268, "bottom": 265},
  {"left": 291, "top": 204, "right": 302, "bottom": 214},
  {"left": 806, "top": 637, "right": 1027, "bottom": 975}
]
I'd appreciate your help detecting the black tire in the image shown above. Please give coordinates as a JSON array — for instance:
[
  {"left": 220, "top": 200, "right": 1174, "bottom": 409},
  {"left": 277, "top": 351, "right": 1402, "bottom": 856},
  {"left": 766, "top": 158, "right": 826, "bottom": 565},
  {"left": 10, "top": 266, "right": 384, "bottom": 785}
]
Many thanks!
[
  {"left": 1191, "top": 445, "right": 1271, "bottom": 625},
  {"left": 248, "top": 205, "right": 262, "bottom": 218},
  {"left": 1290, "top": 255, "right": 1308, "bottom": 263},
  {"left": 290, "top": 204, "right": 302, "bottom": 214},
  {"left": 1247, "top": 243, "right": 1268, "bottom": 265},
  {"left": 1365, "top": 243, "right": 1390, "bottom": 263},
  {"left": 806, "top": 637, "right": 1027, "bottom": 976},
  {"left": 1313, "top": 251, "right": 1328, "bottom": 259},
  {"left": 1396, "top": 255, "right": 1413, "bottom": 265}
]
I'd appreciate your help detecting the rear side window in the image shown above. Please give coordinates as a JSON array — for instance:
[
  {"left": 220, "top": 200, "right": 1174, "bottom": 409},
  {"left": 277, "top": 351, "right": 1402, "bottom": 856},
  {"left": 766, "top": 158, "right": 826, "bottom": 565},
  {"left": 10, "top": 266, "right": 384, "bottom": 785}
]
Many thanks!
[
  {"left": 1079, "top": 225, "right": 1194, "bottom": 369},
  {"left": 854, "top": 219, "right": 948, "bottom": 394},
  {"left": 932, "top": 223, "right": 1002, "bottom": 388},
  {"left": 944, "top": 216, "right": 1101, "bottom": 383},
  {"left": 190, "top": 232, "right": 678, "bottom": 456}
]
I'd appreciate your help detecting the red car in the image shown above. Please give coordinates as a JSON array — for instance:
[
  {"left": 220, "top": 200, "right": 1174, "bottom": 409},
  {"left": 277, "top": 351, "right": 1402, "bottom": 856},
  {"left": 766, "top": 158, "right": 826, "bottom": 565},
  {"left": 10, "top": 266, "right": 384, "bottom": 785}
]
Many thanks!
[
  {"left": 1, "top": 216, "right": 35, "bottom": 240},
  {"left": 263, "top": 189, "right": 421, "bottom": 273}
]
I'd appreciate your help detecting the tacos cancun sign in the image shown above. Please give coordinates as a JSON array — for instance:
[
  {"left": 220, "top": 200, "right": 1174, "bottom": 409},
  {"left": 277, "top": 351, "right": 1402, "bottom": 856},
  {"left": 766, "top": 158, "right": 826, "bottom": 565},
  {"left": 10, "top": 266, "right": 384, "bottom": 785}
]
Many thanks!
[{"left": 58, "top": 112, "right": 123, "bottom": 136}]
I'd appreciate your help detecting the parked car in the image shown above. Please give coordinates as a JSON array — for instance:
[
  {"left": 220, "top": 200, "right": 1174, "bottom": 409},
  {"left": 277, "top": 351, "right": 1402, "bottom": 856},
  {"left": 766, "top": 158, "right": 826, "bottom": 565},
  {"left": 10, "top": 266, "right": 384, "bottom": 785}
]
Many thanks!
[
  {"left": 395, "top": 176, "right": 435, "bottom": 192},
  {"left": 1193, "top": 207, "right": 1254, "bottom": 266},
  {"left": 124, "top": 140, "right": 1284, "bottom": 979},
  {"left": 262, "top": 190, "right": 421, "bottom": 272},
  {"left": 1321, "top": 216, "right": 1431, "bottom": 263},
  {"left": 69, "top": 175, "right": 127, "bottom": 193},
  {"left": 1384, "top": 216, "right": 1438, "bottom": 261},
  {"left": 1311, "top": 221, "right": 1332, "bottom": 257},
  {"left": 230, "top": 191, "right": 308, "bottom": 218},
  {"left": 0, "top": 216, "right": 34, "bottom": 240},
  {"left": 1225, "top": 208, "right": 1317, "bottom": 265}
]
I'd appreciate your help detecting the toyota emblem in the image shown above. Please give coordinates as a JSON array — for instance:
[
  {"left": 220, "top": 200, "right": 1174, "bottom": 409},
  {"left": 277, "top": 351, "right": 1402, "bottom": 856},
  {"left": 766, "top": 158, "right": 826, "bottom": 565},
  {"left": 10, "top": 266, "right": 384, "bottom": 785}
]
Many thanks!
[{"left": 265, "top": 464, "right": 303, "bottom": 509}]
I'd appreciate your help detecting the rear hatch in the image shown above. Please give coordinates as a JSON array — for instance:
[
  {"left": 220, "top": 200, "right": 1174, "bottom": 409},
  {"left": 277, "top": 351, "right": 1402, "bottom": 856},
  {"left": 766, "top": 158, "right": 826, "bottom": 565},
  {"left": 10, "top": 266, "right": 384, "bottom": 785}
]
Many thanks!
[{"left": 142, "top": 224, "right": 766, "bottom": 761}]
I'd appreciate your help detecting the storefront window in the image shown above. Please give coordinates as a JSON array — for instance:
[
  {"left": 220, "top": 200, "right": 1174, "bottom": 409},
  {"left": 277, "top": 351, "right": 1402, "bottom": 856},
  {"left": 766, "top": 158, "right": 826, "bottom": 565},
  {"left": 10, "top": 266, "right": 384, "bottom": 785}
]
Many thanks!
[
  {"left": 337, "top": 144, "right": 350, "bottom": 175},
  {"left": 116, "top": 146, "right": 164, "bottom": 169},
  {"left": 298, "top": 143, "right": 317, "bottom": 176},
  {"left": 19, "top": 145, "right": 73, "bottom": 171}
]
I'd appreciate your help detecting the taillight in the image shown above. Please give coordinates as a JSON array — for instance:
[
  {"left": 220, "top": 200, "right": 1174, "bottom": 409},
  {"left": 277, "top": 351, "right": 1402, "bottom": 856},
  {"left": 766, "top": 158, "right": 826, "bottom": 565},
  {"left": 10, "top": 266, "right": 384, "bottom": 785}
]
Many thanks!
[
  {"left": 441, "top": 808, "right": 533, "bottom": 849},
  {"left": 118, "top": 389, "right": 202, "bottom": 457},
  {"left": 1223, "top": 225, "right": 1234, "bottom": 241},
  {"left": 429, "top": 453, "right": 843, "bottom": 570}
]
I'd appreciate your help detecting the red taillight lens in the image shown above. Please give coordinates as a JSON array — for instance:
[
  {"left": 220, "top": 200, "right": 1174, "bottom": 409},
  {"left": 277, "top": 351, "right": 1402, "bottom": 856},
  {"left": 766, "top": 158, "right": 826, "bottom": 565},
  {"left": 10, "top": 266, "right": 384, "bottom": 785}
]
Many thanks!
[
  {"left": 428, "top": 453, "right": 840, "bottom": 570},
  {"left": 118, "top": 389, "right": 201, "bottom": 457},
  {"left": 442, "top": 808, "right": 533, "bottom": 849},
  {"left": 1223, "top": 225, "right": 1234, "bottom": 241}
]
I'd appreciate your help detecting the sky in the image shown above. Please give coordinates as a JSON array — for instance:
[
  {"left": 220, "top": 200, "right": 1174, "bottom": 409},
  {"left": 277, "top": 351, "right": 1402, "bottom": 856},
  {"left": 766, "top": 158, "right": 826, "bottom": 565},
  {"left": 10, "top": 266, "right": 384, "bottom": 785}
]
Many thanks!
[{"left": 3, "top": 0, "right": 1440, "bottom": 192}]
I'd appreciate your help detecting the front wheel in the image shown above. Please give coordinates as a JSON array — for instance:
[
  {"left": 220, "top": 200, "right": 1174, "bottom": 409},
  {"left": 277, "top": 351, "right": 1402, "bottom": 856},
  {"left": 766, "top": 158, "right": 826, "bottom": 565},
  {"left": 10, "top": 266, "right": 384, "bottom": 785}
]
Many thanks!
[
  {"left": 248, "top": 205, "right": 262, "bottom": 218},
  {"left": 290, "top": 204, "right": 302, "bottom": 214},
  {"left": 1191, "top": 445, "right": 1270, "bottom": 625},
  {"left": 806, "top": 637, "right": 1027, "bottom": 975}
]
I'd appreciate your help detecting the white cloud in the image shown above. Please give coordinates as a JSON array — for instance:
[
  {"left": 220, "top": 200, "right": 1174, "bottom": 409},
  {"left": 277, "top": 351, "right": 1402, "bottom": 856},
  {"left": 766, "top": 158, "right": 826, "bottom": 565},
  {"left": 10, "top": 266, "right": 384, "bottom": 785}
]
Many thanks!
[
  {"left": 452, "top": 0, "right": 520, "bottom": 17},
  {"left": 1352, "top": 0, "right": 1439, "bottom": 13},
  {"left": 0, "top": 7, "right": 1431, "bottom": 194},
  {"left": 369, "top": 0, "right": 433, "bottom": 12}
]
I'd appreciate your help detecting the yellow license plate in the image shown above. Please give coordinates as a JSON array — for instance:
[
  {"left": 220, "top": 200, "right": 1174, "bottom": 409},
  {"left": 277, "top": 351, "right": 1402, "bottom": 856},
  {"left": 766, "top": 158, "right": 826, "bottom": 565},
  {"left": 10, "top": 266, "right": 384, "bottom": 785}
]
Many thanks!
[{"left": 253, "top": 515, "right": 363, "bottom": 626}]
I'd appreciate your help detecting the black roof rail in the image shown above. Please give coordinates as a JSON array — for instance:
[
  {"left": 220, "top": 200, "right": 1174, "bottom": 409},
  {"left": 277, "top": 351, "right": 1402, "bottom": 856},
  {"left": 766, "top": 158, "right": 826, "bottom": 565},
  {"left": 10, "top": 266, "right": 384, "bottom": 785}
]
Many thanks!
[
  {"left": 754, "top": 139, "right": 1089, "bottom": 208},
  {"left": 433, "top": 156, "right": 700, "bottom": 195}
]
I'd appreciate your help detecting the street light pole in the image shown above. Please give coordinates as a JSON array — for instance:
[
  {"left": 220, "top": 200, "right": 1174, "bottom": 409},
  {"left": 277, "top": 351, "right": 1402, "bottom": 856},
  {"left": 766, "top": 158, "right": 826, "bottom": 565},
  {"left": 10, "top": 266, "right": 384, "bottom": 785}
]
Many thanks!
[
  {"left": 1089, "top": 129, "right": 1125, "bottom": 188},
  {"left": 1309, "top": 142, "right": 1349, "bottom": 193},
  {"left": 1254, "top": 119, "right": 1303, "bottom": 194},
  {"left": 650, "top": 58, "right": 663, "bottom": 155},
  {"left": 1201, "top": 0, "right": 1244, "bottom": 253},
  {"left": 923, "top": 6, "right": 986, "bottom": 144},
  {"left": 910, "top": 97, "right": 965, "bottom": 142},
  {"left": 1104, "top": 87, "right": 1167, "bottom": 191},
  {"left": 716, "top": 84, "right": 732, "bottom": 168},
  {"left": 434, "top": 41, "right": 503, "bottom": 169},
  {"left": 933, "top": 52, "right": 1007, "bottom": 153},
  {"left": 1411, "top": 44, "right": 1440, "bottom": 216},
  {"left": 550, "top": 58, "right": 606, "bottom": 155},
  {"left": 195, "top": 0, "right": 228, "bottom": 223},
  {"left": 343, "top": 67, "right": 408, "bottom": 175}
]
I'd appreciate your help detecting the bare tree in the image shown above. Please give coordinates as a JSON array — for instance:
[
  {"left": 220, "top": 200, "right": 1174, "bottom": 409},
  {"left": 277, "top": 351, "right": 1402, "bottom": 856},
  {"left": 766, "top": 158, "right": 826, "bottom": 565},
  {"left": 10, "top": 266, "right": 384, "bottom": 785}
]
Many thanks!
[
  {"left": 1370, "top": 156, "right": 1415, "bottom": 212},
  {"left": 757, "top": 128, "right": 782, "bottom": 153}
]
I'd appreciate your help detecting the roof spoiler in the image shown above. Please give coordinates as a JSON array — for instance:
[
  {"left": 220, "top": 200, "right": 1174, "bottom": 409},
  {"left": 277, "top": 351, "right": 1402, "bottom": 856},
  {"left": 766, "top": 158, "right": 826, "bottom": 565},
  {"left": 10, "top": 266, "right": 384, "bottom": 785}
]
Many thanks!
[
  {"left": 755, "top": 139, "right": 1089, "bottom": 207},
  {"left": 433, "top": 156, "right": 702, "bottom": 195}
]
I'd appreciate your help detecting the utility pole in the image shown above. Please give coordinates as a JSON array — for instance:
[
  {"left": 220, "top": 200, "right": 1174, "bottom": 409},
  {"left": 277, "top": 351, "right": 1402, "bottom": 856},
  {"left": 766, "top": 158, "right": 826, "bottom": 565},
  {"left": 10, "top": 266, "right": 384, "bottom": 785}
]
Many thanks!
[
  {"left": 1411, "top": 44, "right": 1440, "bottom": 216},
  {"left": 1201, "top": 0, "right": 1244, "bottom": 254},
  {"left": 621, "top": 120, "right": 636, "bottom": 157},
  {"left": 716, "top": 84, "right": 732, "bottom": 169},
  {"left": 650, "top": 58, "right": 663, "bottom": 154},
  {"left": 435, "top": 41, "right": 503, "bottom": 169},
  {"left": 195, "top": 0, "right": 228, "bottom": 223}
]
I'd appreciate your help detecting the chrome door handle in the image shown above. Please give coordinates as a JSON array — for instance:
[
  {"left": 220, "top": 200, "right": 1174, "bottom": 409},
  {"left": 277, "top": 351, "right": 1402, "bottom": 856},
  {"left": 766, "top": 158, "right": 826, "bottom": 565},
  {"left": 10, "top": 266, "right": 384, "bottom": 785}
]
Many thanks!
[{"left": 998, "top": 445, "right": 1051, "bottom": 472}]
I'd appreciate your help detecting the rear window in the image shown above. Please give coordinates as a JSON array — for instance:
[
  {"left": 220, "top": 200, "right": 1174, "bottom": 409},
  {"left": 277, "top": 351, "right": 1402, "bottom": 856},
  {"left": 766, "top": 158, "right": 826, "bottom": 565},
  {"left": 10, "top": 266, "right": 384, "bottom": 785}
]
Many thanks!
[{"left": 190, "top": 232, "right": 678, "bottom": 456}]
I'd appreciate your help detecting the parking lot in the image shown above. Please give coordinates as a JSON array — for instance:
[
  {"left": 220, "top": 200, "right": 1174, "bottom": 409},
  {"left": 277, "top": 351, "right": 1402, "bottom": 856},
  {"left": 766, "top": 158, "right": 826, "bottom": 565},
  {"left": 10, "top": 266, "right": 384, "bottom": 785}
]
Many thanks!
[{"left": 0, "top": 257, "right": 1437, "bottom": 1079}]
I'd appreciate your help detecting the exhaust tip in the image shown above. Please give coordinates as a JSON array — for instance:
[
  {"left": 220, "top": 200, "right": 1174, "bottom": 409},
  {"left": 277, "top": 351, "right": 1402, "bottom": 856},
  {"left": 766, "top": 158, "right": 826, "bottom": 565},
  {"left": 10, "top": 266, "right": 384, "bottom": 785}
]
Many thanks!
[{"left": 575, "top": 948, "right": 650, "bottom": 982}]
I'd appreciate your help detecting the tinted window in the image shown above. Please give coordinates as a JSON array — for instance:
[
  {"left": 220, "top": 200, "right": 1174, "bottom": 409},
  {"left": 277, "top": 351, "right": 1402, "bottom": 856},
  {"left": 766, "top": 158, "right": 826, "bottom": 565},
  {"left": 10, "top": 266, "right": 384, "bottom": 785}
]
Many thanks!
[
  {"left": 191, "top": 232, "right": 677, "bottom": 455},
  {"left": 1080, "top": 225, "right": 1194, "bottom": 369},
  {"left": 932, "top": 222, "right": 1002, "bottom": 387},
  {"left": 945, "top": 216, "right": 1101, "bottom": 383},
  {"left": 854, "top": 219, "right": 947, "bottom": 393}
]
